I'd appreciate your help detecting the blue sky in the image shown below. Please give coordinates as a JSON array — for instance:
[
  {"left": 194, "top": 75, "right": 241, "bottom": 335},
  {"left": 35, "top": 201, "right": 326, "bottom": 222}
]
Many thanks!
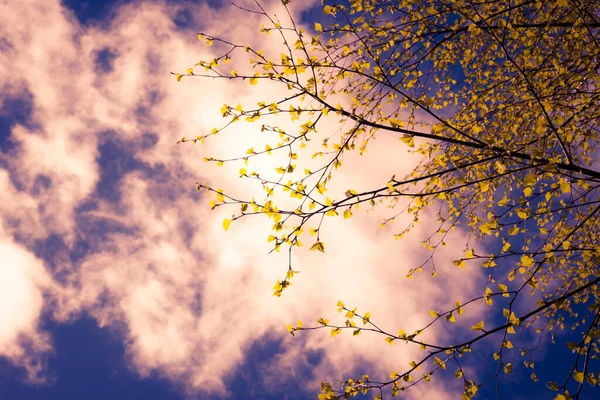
[{"left": 1, "top": 1, "right": 599, "bottom": 399}]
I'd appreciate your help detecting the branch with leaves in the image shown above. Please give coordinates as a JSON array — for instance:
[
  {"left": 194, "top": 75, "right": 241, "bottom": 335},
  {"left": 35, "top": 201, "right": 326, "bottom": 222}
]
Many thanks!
[{"left": 175, "top": 0, "right": 600, "bottom": 398}]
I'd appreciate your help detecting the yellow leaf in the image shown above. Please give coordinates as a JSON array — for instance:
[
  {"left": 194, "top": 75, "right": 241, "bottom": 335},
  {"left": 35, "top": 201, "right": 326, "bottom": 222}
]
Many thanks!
[
  {"left": 433, "top": 356, "right": 446, "bottom": 369},
  {"left": 385, "top": 337, "right": 394, "bottom": 345},
  {"left": 249, "top": 72, "right": 260, "bottom": 85},
  {"left": 331, "top": 327, "right": 341, "bottom": 337},
  {"left": 508, "top": 270, "right": 516, "bottom": 281},
  {"left": 507, "top": 326, "right": 516, "bottom": 334},
  {"left": 573, "top": 371, "right": 584, "bottom": 383},
  {"left": 471, "top": 320, "right": 485, "bottom": 331},
  {"left": 429, "top": 310, "right": 438, "bottom": 318},
  {"left": 560, "top": 180, "right": 570, "bottom": 193},
  {"left": 495, "top": 161, "right": 506, "bottom": 174},
  {"left": 446, "top": 313, "right": 456, "bottom": 323},
  {"left": 400, "top": 135, "right": 415, "bottom": 147},
  {"left": 362, "top": 311, "right": 370, "bottom": 324},
  {"left": 344, "top": 208, "right": 353, "bottom": 219},
  {"left": 480, "top": 224, "right": 493, "bottom": 234},
  {"left": 309, "top": 241, "right": 325, "bottom": 253},
  {"left": 456, "top": 300, "right": 464, "bottom": 315},
  {"left": 222, "top": 218, "right": 231, "bottom": 231},
  {"left": 521, "top": 255, "right": 534, "bottom": 267},
  {"left": 315, "top": 22, "right": 322, "bottom": 32},
  {"left": 485, "top": 287, "right": 493, "bottom": 305},
  {"left": 524, "top": 173, "right": 536, "bottom": 187}
]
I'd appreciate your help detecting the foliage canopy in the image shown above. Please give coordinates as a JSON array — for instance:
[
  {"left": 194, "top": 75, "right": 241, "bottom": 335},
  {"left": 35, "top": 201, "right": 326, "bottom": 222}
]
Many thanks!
[{"left": 176, "top": 0, "right": 600, "bottom": 398}]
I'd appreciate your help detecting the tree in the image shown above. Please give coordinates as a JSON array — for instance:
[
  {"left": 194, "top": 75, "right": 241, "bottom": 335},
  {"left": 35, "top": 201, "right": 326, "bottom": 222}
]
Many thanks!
[{"left": 175, "top": 0, "right": 600, "bottom": 398}]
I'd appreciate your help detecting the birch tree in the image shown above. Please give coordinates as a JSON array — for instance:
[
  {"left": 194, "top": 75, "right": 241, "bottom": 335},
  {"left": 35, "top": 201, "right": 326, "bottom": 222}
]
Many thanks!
[{"left": 175, "top": 0, "right": 600, "bottom": 398}]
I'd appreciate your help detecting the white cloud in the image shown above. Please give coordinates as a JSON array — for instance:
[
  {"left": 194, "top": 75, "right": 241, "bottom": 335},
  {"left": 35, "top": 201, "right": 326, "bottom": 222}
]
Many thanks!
[{"left": 0, "top": 226, "right": 53, "bottom": 383}]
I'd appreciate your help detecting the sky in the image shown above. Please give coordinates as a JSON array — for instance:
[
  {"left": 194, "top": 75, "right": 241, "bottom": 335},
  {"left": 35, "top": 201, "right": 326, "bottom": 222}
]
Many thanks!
[{"left": 0, "top": 0, "right": 599, "bottom": 399}]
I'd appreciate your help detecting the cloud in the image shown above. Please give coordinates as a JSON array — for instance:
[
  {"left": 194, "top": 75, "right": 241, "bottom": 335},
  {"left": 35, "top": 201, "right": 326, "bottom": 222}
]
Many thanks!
[
  {"left": 0, "top": 0, "right": 485, "bottom": 398},
  {"left": 0, "top": 225, "right": 53, "bottom": 383}
]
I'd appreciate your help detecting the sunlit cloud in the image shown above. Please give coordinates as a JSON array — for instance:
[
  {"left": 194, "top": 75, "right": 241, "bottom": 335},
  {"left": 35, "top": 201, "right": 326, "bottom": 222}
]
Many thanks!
[{"left": 0, "top": 226, "right": 53, "bottom": 383}]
